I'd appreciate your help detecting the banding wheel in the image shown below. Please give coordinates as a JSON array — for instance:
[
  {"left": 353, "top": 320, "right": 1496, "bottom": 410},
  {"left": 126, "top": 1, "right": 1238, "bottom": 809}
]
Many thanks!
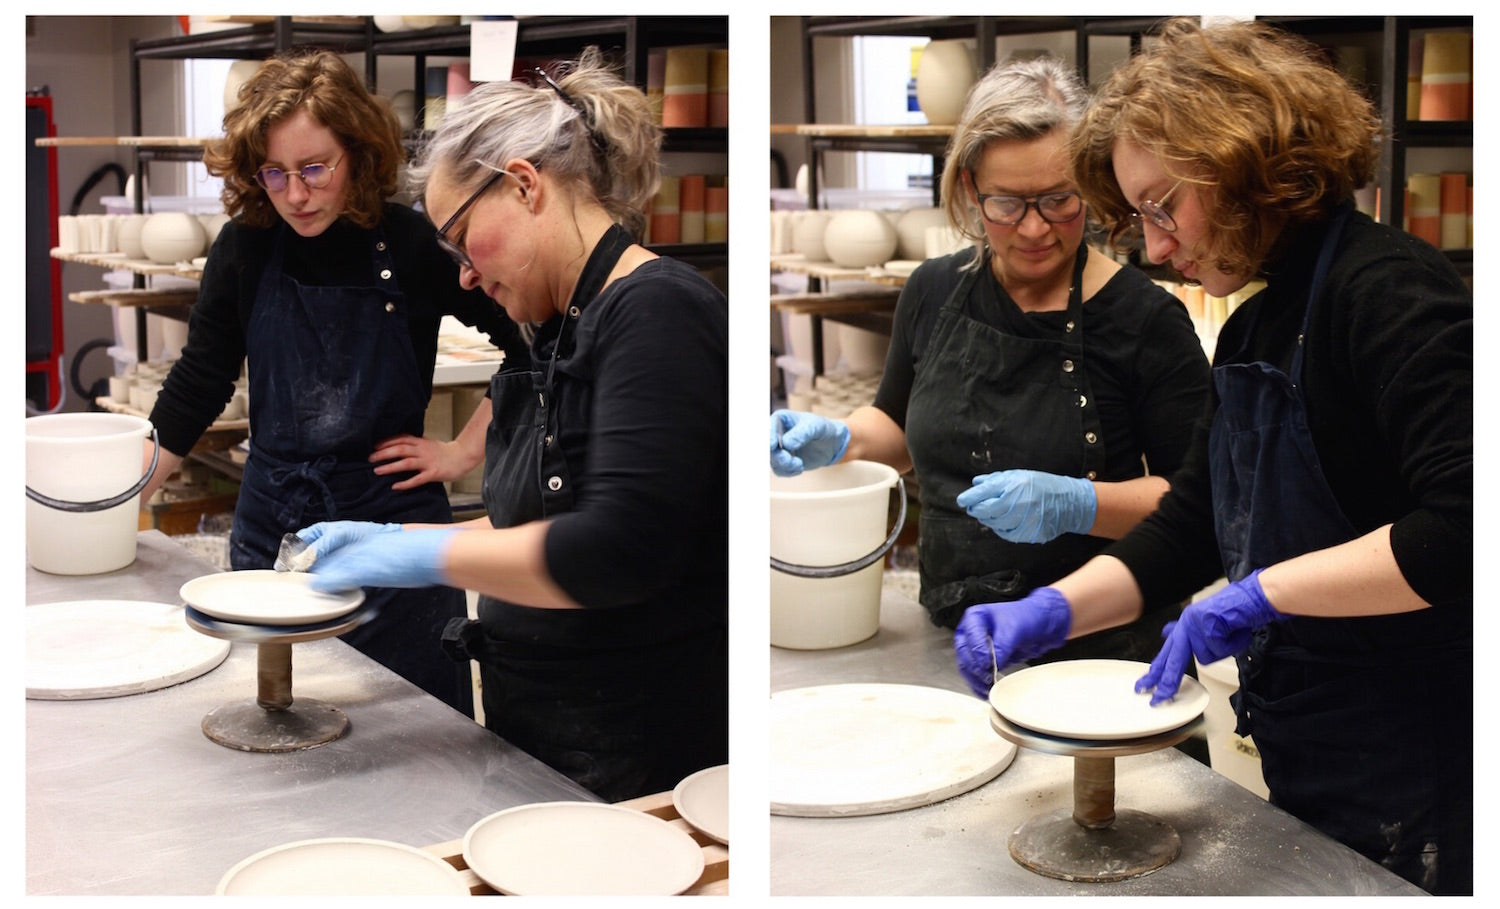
[
  {"left": 990, "top": 710, "right": 1202, "bottom": 882},
  {"left": 185, "top": 603, "right": 375, "bottom": 753}
]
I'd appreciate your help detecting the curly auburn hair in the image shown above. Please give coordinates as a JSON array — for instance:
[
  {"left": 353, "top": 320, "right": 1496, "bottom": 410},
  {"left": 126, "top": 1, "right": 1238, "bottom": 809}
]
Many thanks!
[
  {"left": 204, "top": 49, "right": 404, "bottom": 230},
  {"left": 1070, "top": 17, "right": 1384, "bottom": 277}
]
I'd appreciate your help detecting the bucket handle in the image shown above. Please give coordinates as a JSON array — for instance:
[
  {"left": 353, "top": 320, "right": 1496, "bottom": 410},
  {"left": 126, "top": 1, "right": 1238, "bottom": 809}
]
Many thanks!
[
  {"left": 770, "top": 477, "right": 907, "bottom": 579},
  {"left": 25, "top": 427, "right": 161, "bottom": 514}
]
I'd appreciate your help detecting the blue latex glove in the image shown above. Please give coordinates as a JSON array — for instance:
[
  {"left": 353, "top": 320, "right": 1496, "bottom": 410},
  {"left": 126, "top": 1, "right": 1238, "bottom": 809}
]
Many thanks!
[
  {"left": 953, "top": 587, "right": 1073, "bottom": 697},
  {"left": 955, "top": 469, "right": 1097, "bottom": 543},
  {"left": 296, "top": 520, "right": 403, "bottom": 559},
  {"left": 769, "top": 409, "right": 850, "bottom": 477},
  {"left": 307, "top": 527, "right": 458, "bottom": 593},
  {"left": 1135, "top": 569, "right": 1285, "bottom": 705}
]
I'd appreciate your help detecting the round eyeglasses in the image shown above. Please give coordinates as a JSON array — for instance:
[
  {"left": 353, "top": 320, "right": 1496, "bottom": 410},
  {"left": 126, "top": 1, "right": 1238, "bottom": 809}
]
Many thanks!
[
  {"left": 254, "top": 154, "right": 344, "bottom": 193},
  {"left": 968, "top": 172, "right": 1083, "bottom": 226},
  {"left": 1129, "top": 178, "right": 1185, "bottom": 233}
]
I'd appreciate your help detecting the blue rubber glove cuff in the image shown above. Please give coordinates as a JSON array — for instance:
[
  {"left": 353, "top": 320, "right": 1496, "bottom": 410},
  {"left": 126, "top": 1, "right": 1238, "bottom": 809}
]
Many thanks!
[
  {"left": 308, "top": 527, "right": 457, "bottom": 594},
  {"left": 952, "top": 587, "right": 1073, "bottom": 697},
  {"left": 770, "top": 409, "right": 850, "bottom": 477},
  {"left": 1135, "top": 569, "right": 1283, "bottom": 705}
]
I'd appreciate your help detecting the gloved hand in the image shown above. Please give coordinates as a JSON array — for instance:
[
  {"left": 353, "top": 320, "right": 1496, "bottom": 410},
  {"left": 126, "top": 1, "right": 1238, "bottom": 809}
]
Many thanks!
[
  {"left": 1135, "top": 569, "right": 1285, "bottom": 705},
  {"left": 769, "top": 409, "right": 850, "bottom": 477},
  {"left": 296, "top": 520, "right": 403, "bottom": 560},
  {"left": 953, "top": 587, "right": 1073, "bottom": 697},
  {"left": 955, "top": 469, "right": 1097, "bottom": 543},
  {"left": 307, "top": 527, "right": 457, "bottom": 593}
]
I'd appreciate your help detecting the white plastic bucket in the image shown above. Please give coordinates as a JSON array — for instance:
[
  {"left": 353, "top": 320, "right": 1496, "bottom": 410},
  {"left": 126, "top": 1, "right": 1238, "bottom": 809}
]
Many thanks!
[
  {"left": 769, "top": 460, "right": 904, "bottom": 649},
  {"left": 25, "top": 413, "right": 157, "bottom": 575},
  {"left": 1195, "top": 656, "right": 1270, "bottom": 800}
]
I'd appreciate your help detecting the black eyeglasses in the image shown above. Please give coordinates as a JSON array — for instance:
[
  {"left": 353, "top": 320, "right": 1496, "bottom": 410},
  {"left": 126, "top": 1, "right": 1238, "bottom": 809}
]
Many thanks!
[
  {"left": 434, "top": 169, "right": 508, "bottom": 270},
  {"left": 532, "top": 67, "right": 609, "bottom": 158},
  {"left": 1129, "top": 178, "right": 1186, "bottom": 233},
  {"left": 968, "top": 171, "right": 1083, "bottom": 226},
  {"left": 254, "top": 154, "right": 344, "bottom": 192}
]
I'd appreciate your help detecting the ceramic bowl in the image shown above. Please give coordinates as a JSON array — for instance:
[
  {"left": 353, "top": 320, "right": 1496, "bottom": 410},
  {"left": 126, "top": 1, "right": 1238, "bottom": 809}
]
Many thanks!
[{"left": 141, "top": 213, "right": 206, "bottom": 264}]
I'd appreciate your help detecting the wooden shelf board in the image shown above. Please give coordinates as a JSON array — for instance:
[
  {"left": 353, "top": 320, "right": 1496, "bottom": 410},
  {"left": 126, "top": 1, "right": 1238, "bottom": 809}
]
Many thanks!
[
  {"left": 793, "top": 123, "right": 953, "bottom": 138},
  {"left": 68, "top": 287, "right": 198, "bottom": 308}
]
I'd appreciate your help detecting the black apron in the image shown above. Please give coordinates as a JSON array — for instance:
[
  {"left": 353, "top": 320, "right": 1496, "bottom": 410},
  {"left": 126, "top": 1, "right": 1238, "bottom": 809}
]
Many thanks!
[
  {"left": 904, "top": 244, "right": 1178, "bottom": 662},
  {"left": 442, "top": 224, "right": 724, "bottom": 801},
  {"left": 229, "top": 225, "right": 472, "bottom": 715},
  {"left": 1210, "top": 204, "right": 1470, "bottom": 894}
]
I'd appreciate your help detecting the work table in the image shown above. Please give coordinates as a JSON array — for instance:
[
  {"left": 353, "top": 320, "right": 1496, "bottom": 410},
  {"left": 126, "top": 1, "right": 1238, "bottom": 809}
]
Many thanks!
[
  {"left": 25, "top": 531, "right": 596, "bottom": 896},
  {"left": 769, "top": 581, "right": 1424, "bottom": 896}
]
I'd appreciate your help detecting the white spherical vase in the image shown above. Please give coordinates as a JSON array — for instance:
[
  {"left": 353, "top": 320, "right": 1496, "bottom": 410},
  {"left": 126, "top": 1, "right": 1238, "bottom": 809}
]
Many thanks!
[
  {"left": 223, "top": 59, "right": 262, "bottom": 113},
  {"left": 823, "top": 210, "right": 899, "bottom": 268},
  {"left": 116, "top": 214, "right": 148, "bottom": 260},
  {"left": 916, "top": 40, "right": 976, "bottom": 126},
  {"left": 894, "top": 207, "right": 950, "bottom": 260},
  {"left": 140, "top": 212, "right": 206, "bottom": 265},
  {"left": 793, "top": 210, "right": 834, "bottom": 262},
  {"left": 198, "top": 212, "right": 231, "bottom": 250}
]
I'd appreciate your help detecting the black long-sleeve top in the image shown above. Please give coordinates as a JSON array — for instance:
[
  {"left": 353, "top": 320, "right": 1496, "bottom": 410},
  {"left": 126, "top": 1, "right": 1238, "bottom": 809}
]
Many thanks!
[
  {"left": 1108, "top": 210, "right": 1472, "bottom": 640},
  {"left": 150, "top": 202, "right": 525, "bottom": 459}
]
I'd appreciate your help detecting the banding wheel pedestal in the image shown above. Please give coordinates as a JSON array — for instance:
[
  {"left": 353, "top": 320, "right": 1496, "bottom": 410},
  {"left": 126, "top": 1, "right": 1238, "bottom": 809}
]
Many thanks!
[
  {"left": 990, "top": 710, "right": 1202, "bottom": 882},
  {"left": 185, "top": 603, "right": 375, "bottom": 753}
]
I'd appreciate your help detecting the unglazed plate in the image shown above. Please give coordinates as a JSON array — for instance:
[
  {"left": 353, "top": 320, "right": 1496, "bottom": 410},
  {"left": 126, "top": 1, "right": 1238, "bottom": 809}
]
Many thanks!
[
  {"left": 989, "top": 658, "right": 1210, "bottom": 741},
  {"left": 673, "top": 764, "right": 729, "bottom": 845},
  {"left": 881, "top": 259, "right": 923, "bottom": 276},
  {"left": 216, "top": 837, "right": 469, "bottom": 895},
  {"left": 462, "top": 801, "right": 704, "bottom": 895},
  {"left": 26, "top": 600, "right": 230, "bottom": 700},
  {"left": 769, "top": 683, "right": 1017, "bottom": 817},
  {"left": 180, "top": 569, "right": 363, "bottom": 625}
]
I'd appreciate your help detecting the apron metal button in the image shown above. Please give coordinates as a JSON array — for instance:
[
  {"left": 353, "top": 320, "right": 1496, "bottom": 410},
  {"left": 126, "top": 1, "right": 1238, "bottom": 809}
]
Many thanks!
[
  {"left": 1085, "top": 431, "right": 1098, "bottom": 444},
  {"left": 1078, "top": 394, "right": 1087, "bottom": 407},
  {"left": 384, "top": 302, "right": 395, "bottom": 313},
  {"left": 1086, "top": 470, "right": 1098, "bottom": 480},
  {"left": 376, "top": 241, "right": 387, "bottom": 251},
  {"left": 379, "top": 268, "right": 393, "bottom": 280},
  {"left": 568, "top": 305, "right": 581, "bottom": 319},
  {"left": 1062, "top": 359, "right": 1075, "bottom": 373},
  {"left": 547, "top": 475, "right": 563, "bottom": 491}
]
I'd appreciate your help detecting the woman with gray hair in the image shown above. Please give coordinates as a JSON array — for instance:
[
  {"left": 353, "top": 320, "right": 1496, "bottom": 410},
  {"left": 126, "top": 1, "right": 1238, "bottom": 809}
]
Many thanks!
[
  {"left": 771, "top": 57, "right": 1209, "bottom": 665},
  {"left": 294, "top": 50, "right": 728, "bottom": 801}
]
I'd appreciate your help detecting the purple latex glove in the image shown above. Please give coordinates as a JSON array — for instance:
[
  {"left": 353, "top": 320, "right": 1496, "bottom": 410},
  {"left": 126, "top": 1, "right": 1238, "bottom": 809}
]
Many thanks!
[
  {"left": 956, "top": 469, "right": 1097, "bottom": 543},
  {"left": 1135, "top": 569, "right": 1285, "bottom": 705},
  {"left": 770, "top": 409, "right": 850, "bottom": 477},
  {"left": 953, "top": 587, "right": 1073, "bottom": 697}
]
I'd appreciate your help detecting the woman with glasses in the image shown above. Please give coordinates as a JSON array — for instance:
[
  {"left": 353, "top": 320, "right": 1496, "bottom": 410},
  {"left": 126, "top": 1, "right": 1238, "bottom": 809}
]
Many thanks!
[
  {"left": 293, "top": 50, "right": 728, "bottom": 801},
  {"left": 143, "top": 49, "right": 523, "bottom": 714},
  {"left": 771, "top": 57, "right": 1210, "bottom": 664},
  {"left": 955, "top": 19, "right": 1471, "bottom": 894}
]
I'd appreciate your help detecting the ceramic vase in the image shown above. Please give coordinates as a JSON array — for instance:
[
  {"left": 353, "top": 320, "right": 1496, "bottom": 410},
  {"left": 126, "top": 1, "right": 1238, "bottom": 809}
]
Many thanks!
[
  {"left": 823, "top": 210, "right": 899, "bottom": 268},
  {"left": 916, "top": 40, "right": 976, "bottom": 126}
]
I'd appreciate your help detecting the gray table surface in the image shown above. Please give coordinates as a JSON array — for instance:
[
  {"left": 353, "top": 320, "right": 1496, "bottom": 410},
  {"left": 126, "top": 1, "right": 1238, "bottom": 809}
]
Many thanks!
[
  {"left": 769, "top": 583, "right": 1425, "bottom": 896},
  {"left": 26, "top": 531, "right": 596, "bottom": 896}
]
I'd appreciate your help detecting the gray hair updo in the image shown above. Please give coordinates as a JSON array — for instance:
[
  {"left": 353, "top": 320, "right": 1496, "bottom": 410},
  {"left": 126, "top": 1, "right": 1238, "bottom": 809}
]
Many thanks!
[{"left": 408, "top": 47, "right": 663, "bottom": 238}]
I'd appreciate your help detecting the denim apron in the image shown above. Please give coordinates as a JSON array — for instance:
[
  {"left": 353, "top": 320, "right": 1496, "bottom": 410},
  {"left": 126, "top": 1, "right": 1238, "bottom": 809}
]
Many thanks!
[
  {"left": 229, "top": 224, "right": 472, "bottom": 714},
  {"left": 442, "top": 224, "right": 725, "bottom": 801},
  {"left": 905, "top": 244, "right": 1178, "bottom": 664},
  {"left": 1211, "top": 204, "right": 1469, "bottom": 893}
]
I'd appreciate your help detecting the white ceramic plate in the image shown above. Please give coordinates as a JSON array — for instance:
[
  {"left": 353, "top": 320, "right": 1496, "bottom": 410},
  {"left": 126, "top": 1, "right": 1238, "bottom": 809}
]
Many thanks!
[
  {"left": 216, "top": 837, "right": 469, "bottom": 895},
  {"left": 26, "top": 600, "right": 230, "bottom": 700},
  {"left": 989, "top": 658, "right": 1210, "bottom": 741},
  {"left": 673, "top": 764, "right": 729, "bottom": 845},
  {"left": 881, "top": 259, "right": 923, "bottom": 276},
  {"left": 769, "top": 683, "right": 1017, "bottom": 817},
  {"left": 180, "top": 570, "right": 363, "bottom": 625},
  {"left": 462, "top": 801, "right": 704, "bottom": 895}
]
